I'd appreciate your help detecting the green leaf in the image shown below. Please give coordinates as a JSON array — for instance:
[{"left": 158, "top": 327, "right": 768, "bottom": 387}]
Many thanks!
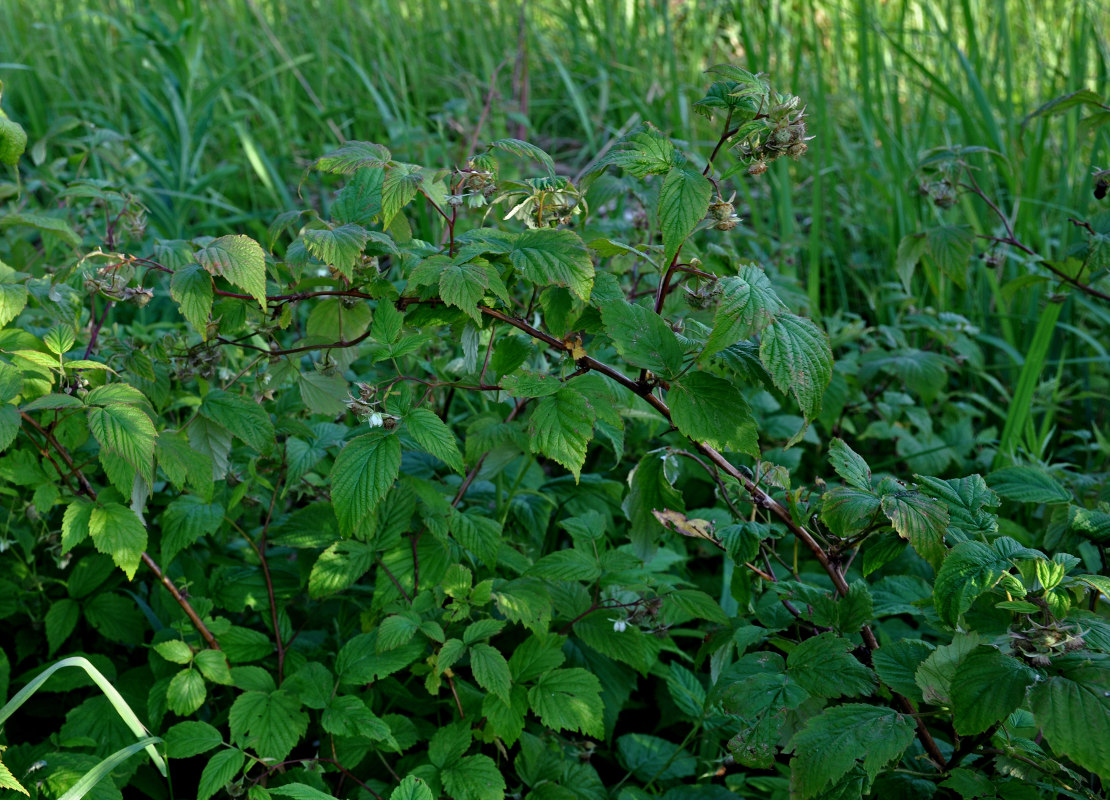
[
  {"left": 0, "top": 108, "right": 27, "bottom": 166},
  {"left": 509, "top": 634, "right": 566, "bottom": 682},
  {"left": 469, "top": 643, "right": 511, "bottom": 703},
  {"left": 449, "top": 510, "right": 502, "bottom": 567},
  {"left": 154, "top": 640, "right": 194, "bottom": 665},
  {"left": 0, "top": 264, "right": 29, "bottom": 327},
  {"left": 914, "top": 632, "right": 981, "bottom": 705},
  {"left": 45, "top": 598, "right": 80, "bottom": 656},
  {"left": 88, "top": 503, "right": 146, "bottom": 580},
  {"left": 526, "top": 549, "right": 601, "bottom": 582},
  {"left": 527, "top": 668, "right": 604, "bottom": 737},
  {"left": 787, "top": 633, "right": 876, "bottom": 699},
  {"left": 169, "top": 263, "right": 214, "bottom": 336},
  {"left": 441, "top": 754, "right": 507, "bottom": 800},
  {"left": 167, "top": 668, "right": 206, "bottom": 716},
  {"left": 402, "top": 408, "right": 464, "bottom": 474},
  {"left": 668, "top": 372, "right": 758, "bottom": 456},
  {"left": 197, "top": 748, "right": 245, "bottom": 800},
  {"left": 487, "top": 138, "right": 556, "bottom": 175},
  {"left": 0, "top": 405, "right": 19, "bottom": 452},
  {"left": 600, "top": 299, "right": 685, "bottom": 378},
  {"left": 308, "top": 540, "right": 376, "bottom": 598},
  {"left": 269, "top": 784, "right": 340, "bottom": 800},
  {"left": 617, "top": 734, "right": 696, "bottom": 782},
  {"left": 1030, "top": 653, "right": 1110, "bottom": 781},
  {"left": 593, "top": 123, "right": 677, "bottom": 177},
  {"left": 196, "top": 651, "right": 233, "bottom": 685},
  {"left": 880, "top": 491, "right": 949, "bottom": 570},
  {"left": 336, "top": 631, "right": 425, "bottom": 686},
  {"left": 333, "top": 428, "right": 404, "bottom": 532},
  {"left": 301, "top": 224, "right": 369, "bottom": 280},
  {"left": 500, "top": 369, "right": 564, "bottom": 398},
  {"left": 528, "top": 387, "right": 594, "bottom": 482},
  {"left": 87, "top": 404, "right": 156, "bottom": 481},
  {"left": 321, "top": 695, "right": 392, "bottom": 741},
  {"left": 987, "top": 466, "right": 1071, "bottom": 504},
  {"left": 390, "top": 776, "right": 434, "bottom": 800},
  {"left": 196, "top": 235, "right": 267, "bottom": 309},
  {"left": 228, "top": 689, "right": 309, "bottom": 760},
  {"left": 662, "top": 589, "right": 729, "bottom": 625},
  {"left": 759, "top": 312, "right": 832, "bottom": 419},
  {"left": 162, "top": 496, "right": 223, "bottom": 565},
  {"left": 701, "top": 265, "right": 786, "bottom": 356},
  {"left": 950, "top": 646, "right": 1036, "bottom": 735},
  {"left": 164, "top": 721, "right": 223, "bottom": 758},
  {"left": 313, "top": 141, "right": 391, "bottom": 174},
  {"left": 199, "top": 390, "right": 274, "bottom": 454},
  {"left": 871, "top": 639, "right": 934, "bottom": 704},
  {"left": 0, "top": 211, "right": 80, "bottom": 246},
  {"left": 828, "top": 438, "right": 871, "bottom": 490},
  {"left": 61, "top": 499, "right": 94, "bottom": 553},
  {"left": 440, "top": 259, "right": 490, "bottom": 323},
  {"left": 933, "top": 542, "right": 1009, "bottom": 628},
  {"left": 658, "top": 166, "right": 712, "bottom": 267},
  {"left": 925, "top": 225, "right": 975, "bottom": 288},
  {"left": 789, "top": 704, "right": 916, "bottom": 799},
  {"left": 382, "top": 163, "right": 423, "bottom": 226},
  {"left": 509, "top": 228, "right": 594, "bottom": 301}
]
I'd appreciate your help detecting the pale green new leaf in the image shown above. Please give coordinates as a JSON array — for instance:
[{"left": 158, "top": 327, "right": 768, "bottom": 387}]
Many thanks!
[
  {"left": 390, "top": 776, "right": 434, "bottom": 800},
  {"left": 308, "top": 540, "right": 376, "bottom": 598},
  {"left": 87, "top": 404, "right": 156, "bottom": 480},
  {"left": 600, "top": 299, "right": 685, "bottom": 378},
  {"left": 313, "top": 141, "right": 391, "bottom": 174},
  {"left": 301, "top": 224, "right": 369, "bottom": 280},
  {"left": 759, "top": 312, "right": 832, "bottom": 419},
  {"left": 528, "top": 668, "right": 604, "bottom": 737},
  {"left": 170, "top": 263, "right": 214, "bottom": 337},
  {"left": 197, "top": 748, "right": 245, "bottom": 800},
  {"left": 441, "top": 754, "right": 507, "bottom": 800},
  {"left": 167, "top": 668, "right": 206, "bottom": 716},
  {"left": 950, "top": 646, "right": 1036, "bottom": 735},
  {"left": 701, "top": 265, "right": 786, "bottom": 356},
  {"left": 404, "top": 408, "right": 464, "bottom": 474},
  {"left": 89, "top": 503, "right": 146, "bottom": 579},
  {"left": 658, "top": 166, "right": 712, "bottom": 267},
  {"left": 1030, "top": 653, "right": 1110, "bottom": 780},
  {"left": 668, "top": 372, "right": 758, "bottom": 456},
  {"left": 163, "top": 721, "right": 223, "bottom": 758},
  {"left": 228, "top": 689, "right": 308, "bottom": 761},
  {"left": 382, "top": 163, "right": 423, "bottom": 226},
  {"left": 469, "top": 643, "right": 511, "bottom": 704},
  {"left": 789, "top": 704, "right": 916, "bottom": 799},
  {"left": 331, "top": 431, "right": 402, "bottom": 535},
  {"left": 199, "top": 390, "right": 273, "bottom": 454},
  {"left": 0, "top": 264, "right": 29, "bottom": 328},
  {"left": 509, "top": 228, "right": 594, "bottom": 301},
  {"left": 439, "top": 259, "right": 489, "bottom": 323},
  {"left": 196, "top": 235, "right": 267, "bottom": 309},
  {"left": 592, "top": 123, "right": 677, "bottom": 177},
  {"left": 528, "top": 387, "right": 595, "bottom": 482},
  {"left": 828, "top": 438, "right": 872, "bottom": 490}
]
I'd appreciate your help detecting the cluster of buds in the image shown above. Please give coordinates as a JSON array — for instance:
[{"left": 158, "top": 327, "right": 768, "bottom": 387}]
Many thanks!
[
  {"left": 83, "top": 264, "right": 154, "bottom": 306},
  {"left": 1010, "top": 619, "right": 1086, "bottom": 666},
  {"left": 345, "top": 382, "right": 399, "bottom": 428},
  {"left": 736, "top": 92, "right": 812, "bottom": 166},
  {"left": 173, "top": 343, "right": 221, "bottom": 382},
  {"left": 707, "top": 194, "right": 741, "bottom": 231},
  {"left": 919, "top": 178, "right": 958, "bottom": 209},
  {"left": 448, "top": 157, "right": 498, "bottom": 209},
  {"left": 610, "top": 596, "right": 666, "bottom": 636},
  {"left": 62, "top": 375, "right": 90, "bottom": 398},
  {"left": 685, "top": 272, "right": 722, "bottom": 310},
  {"left": 501, "top": 176, "right": 585, "bottom": 229}
]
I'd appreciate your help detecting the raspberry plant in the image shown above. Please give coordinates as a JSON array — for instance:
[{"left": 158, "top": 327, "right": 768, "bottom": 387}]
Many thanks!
[{"left": 1, "top": 66, "right": 1109, "bottom": 800}]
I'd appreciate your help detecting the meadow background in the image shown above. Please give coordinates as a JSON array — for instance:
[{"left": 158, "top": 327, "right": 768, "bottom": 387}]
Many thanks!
[{"left": 3, "top": 1, "right": 1108, "bottom": 464}]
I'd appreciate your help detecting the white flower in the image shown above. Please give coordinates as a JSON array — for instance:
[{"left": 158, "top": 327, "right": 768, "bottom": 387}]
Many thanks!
[{"left": 610, "top": 618, "right": 628, "bottom": 633}]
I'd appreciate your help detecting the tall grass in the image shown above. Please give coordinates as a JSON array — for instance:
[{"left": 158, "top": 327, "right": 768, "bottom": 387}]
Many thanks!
[{"left": 1, "top": 0, "right": 1108, "bottom": 460}]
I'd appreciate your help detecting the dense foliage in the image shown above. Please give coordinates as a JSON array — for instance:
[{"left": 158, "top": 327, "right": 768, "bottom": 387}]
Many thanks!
[{"left": 1, "top": 53, "right": 1110, "bottom": 800}]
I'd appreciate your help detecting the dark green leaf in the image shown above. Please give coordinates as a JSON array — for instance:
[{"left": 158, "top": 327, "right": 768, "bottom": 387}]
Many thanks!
[
  {"left": 228, "top": 689, "right": 309, "bottom": 760},
  {"left": 164, "top": 721, "right": 223, "bottom": 758},
  {"left": 987, "top": 466, "right": 1071, "bottom": 504},
  {"left": 528, "top": 387, "right": 594, "bottom": 482},
  {"left": 509, "top": 228, "right": 594, "bottom": 301},
  {"left": 880, "top": 491, "right": 948, "bottom": 570},
  {"left": 199, "top": 390, "right": 273, "bottom": 454},
  {"left": 701, "top": 265, "right": 786, "bottom": 356},
  {"left": 528, "top": 668, "right": 604, "bottom": 737},
  {"left": 760, "top": 313, "right": 832, "bottom": 419},
  {"left": 668, "top": 371, "right": 758, "bottom": 456},
  {"left": 787, "top": 633, "right": 876, "bottom": 699},
  {"left": 1030, "top": 653, "right": 1110, "bottom": 779},
  {"left": 331, "top": 430, "right": 402, "bottom": 535},
  {"left": 600, "top": 299, "right": 685, "bottom": 378},
  {"left": 933, "top": 542, "right": 1009, "bottom": 628},
  {"left": 196, "top": 235, "right": 267, "bottom": 309},
  {"left": 951, "top": 646, "right": 1037, "bottom": 735},
  {"left": 197, "top": 748, "right": 245, "bottom": 800},
  {"left": 301, "top": 224, "right": 369, "bottom": 280},
  {"left": 404, "top": 408, "right": 464, "bottom": 474},
  {"left": 658, "top": 166, "right": 712, "bottom": 267},
  {"left": 828, "top": 438, "right": 871, "bottom": 490}
]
